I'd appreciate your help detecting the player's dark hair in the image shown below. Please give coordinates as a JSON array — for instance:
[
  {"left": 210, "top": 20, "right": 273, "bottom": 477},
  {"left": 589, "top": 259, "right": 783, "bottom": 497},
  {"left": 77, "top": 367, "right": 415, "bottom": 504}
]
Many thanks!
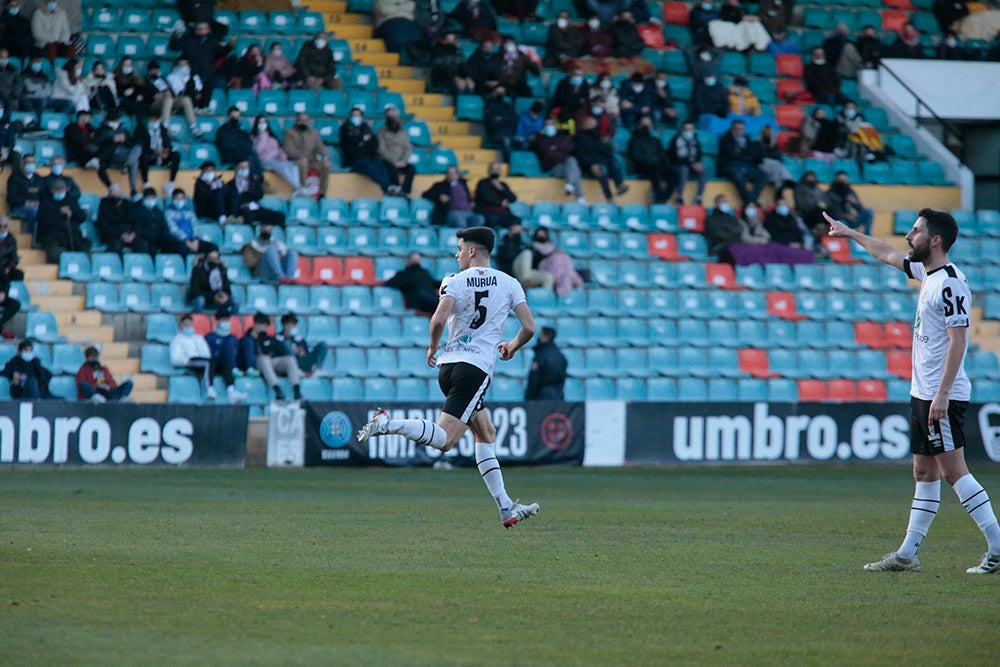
[
  {"left": 457, "top": 226, "right": 495, "bottom": 254},
  {"left": 918, "top": 208, "right": 958, "bottom": 252}
]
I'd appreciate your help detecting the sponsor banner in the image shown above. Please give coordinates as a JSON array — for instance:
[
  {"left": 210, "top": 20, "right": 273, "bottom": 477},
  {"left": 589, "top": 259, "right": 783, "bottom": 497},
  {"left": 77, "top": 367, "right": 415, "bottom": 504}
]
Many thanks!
[
  {"left": 0, "top": 401, "right": 248, "bottom": 466},
  {"left": 267, "top": 401, "right": 306, "bottom": 468},
  {"left": 305, "top": 402, "right": 584, "bottom": 467},
  {"left": 627, "top": 402, "right": 1000, "bottom": 465}
]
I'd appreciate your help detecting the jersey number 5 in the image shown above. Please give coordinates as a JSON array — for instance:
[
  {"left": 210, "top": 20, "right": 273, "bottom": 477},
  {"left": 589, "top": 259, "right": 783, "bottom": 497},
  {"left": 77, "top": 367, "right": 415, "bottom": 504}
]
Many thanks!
[{"left": 470, "top": 290, "right": 489, "bottom": 330}]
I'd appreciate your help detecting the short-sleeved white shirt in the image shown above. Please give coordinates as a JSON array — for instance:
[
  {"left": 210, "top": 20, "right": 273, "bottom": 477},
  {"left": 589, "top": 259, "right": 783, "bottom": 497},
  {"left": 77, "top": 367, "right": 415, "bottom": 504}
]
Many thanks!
[
  {"left": 436, "top": 266, "right": 526, "bottom": 377},
  {"left": 904, "top": 259, "right": 971, "bottom": 401}
]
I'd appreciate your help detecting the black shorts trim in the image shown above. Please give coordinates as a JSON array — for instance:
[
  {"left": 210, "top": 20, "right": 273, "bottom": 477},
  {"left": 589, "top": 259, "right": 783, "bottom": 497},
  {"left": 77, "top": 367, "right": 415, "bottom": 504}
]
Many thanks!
[
  {"left": 438, "top": 362, "right": 491, "bottom": 424},
  {"left": 910, "top": 396, "right": 968, "bottom": 455}
]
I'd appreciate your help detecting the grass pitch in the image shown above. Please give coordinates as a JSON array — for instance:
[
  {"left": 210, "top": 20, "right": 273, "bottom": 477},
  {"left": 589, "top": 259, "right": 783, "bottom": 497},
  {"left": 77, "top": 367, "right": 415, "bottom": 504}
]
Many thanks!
[{"left": 2, "top": 466, "right": 999, "bottom": 666}]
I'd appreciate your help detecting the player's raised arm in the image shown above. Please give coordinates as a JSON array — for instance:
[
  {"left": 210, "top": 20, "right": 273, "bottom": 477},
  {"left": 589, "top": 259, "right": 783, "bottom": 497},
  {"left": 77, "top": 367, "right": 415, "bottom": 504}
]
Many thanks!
[
  {"left": 824, "top": 211, "right": 906, "bottom": 271},
  {"left": 498, "top": 302, "right": 536, "bottom": 361},
  {"left": 427, "top": 294, "right": 454, "bottom": 366}
]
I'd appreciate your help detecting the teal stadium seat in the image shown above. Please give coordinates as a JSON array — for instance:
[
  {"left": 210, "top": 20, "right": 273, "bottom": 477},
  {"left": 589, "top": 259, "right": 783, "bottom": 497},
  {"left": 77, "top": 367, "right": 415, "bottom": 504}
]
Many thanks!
[
  {"left": 141, "top": 344, "right": 182, "bottom": 376},
  {"left": 51, "top": 344, "right": 84, "bottom": 375},
  {"left": 59, "top": 252, "right": 91, "bottom": 280},
  {"left": 169, "top": 376, "right": 204, "bottom": 404},
  {"left": 25, "top": 311, "right": 63, "bottom": 343}
]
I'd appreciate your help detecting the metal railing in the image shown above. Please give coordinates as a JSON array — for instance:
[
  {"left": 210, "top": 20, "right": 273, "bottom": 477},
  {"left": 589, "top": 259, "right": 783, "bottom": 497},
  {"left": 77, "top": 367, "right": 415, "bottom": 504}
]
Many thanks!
[{"left": 877, "top": 61, "right": 965, "bottom": 158}]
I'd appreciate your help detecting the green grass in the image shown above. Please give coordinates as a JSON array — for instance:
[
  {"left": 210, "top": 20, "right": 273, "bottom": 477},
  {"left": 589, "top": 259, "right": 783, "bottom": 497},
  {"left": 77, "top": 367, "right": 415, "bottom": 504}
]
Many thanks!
[{"left": 2, "top": 466, "right": 999, "bottom": 666}]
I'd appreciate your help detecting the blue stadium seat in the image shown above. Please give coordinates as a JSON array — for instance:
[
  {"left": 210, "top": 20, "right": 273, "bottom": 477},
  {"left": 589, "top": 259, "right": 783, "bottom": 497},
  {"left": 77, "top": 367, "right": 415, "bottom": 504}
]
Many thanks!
[
  {"left": 25, "top": 311, "right": 63, "bottom": 343},
  {"left": 141, "top": 344, "right": 182, "bottom": 376},
  {"left": 118, "top": 283, "right": 152, "bottom": 312},
  {"left": 169, "top": 376, "right": 204, "bottom": 404},
  {"left": 246, "top": 285, "right": 280, "bottom": 314},
  {"left": 51, "top": 343, "right": 84, "bottom": 375},
  {"left": 768, "top": 378, "right": 798, "bottom": 402},
  {"left": 59, "top": 252, "right": 91, "bottom": 280},
  {"left": 676, "top": 378, "right": 708, "bottom": 402},
  {"left": 123, "top": 253, "right": 155, "bottom": 282}
]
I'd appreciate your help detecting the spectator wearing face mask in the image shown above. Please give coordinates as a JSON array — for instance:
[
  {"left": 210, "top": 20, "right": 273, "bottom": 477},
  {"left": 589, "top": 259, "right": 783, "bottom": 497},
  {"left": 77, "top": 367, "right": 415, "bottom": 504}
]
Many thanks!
[
  {"left": 650, "top": 70, "right": 679, "bottom": 128},
  {"left": 135, "top": 111, "right": 181, "bottom": 196},
  {"left": 482, "top": 87, "right": 518, "bottom": 162},
  {"left": 532, "top": 118, "right": 586, "bottom": 204},
  {"left": 243, "top": 222, "right": 298, "bottom": 284},
  {"left": 804, "top": 47, "right": 848, "bottom": 106},
  {"left": 0, "top": 1, "right": 34, "bottom": 60},
  {"left": 193, "top": 161, "right": 230, "bottom": 223},
  {"left": 2, "top": 339, "right": 56, "bottom": 400},
  {"left": 727, "top": 75, "right": 760, "bottom": 116},
  {"left": 690, "top": 74, "right": 729, "bottom": 120},
  {"left": 224, "top": 159, "right": 286, "bottom": 228},
  {"left": 6, "top": 155, "right": 43, "bottom": 228},
  {"left": 666, "top": 122, "right": 707, "bottom": 206},
  {"left": 76, "top": 346, "right": 133, "bottom": 403},
  {"left": 689, "top": 0, "right": 719, "bottom": 47},
  {"left": 618, "top": 72, "right": 653, "bottom": 129},
  {"left": 704, "top": 194, "right": 770, "bottom": 260},
  {"left": 42, "top": 157, "right": 80, "bottom": 202},
  {"left": 514, "top": 100, "right": 546, "bottom": 150},
  {"left": 610, "top": 11, "right": 644, "bottom": 58},
  {"left": 377, "top": 103, "right": 416, "bottom": 196},
  {"left": 36, "top": 178, "right": 90, "bottom": 263},
  {"left": 582, "top": 16, "right": 614, "bottom": 58},
  {"left": 240, "top": 312, "right": 303, "bottom": 401},
  {"left": 113, "top": 57, "right": 152, "bottom": 118},
  {"left": 628, "top": 117, "right": 674, "bottom": 205},
  {"left": 498, "top": 36, "right": 539, "bottom": 99},
  {"left": 203, "top": 314, "right": 248, "bottom": 402},
  {"left": 31, "top": 0, "right": 75, "bottom": 62},
  {"left": 278, "top": 313, "right": 329, "bottom": 375},
  {"left": 22, "top": 55, "right": 70, "bottom": 120},
  {"left": 463, "top": 37, "right": 502, "bottom": 97},
  {"left": 252, "top": 115, "right": 303, "bottom": 193},
  {"left": 687, "top": 44, "right": 721, "bottom": 80},
  {"left": 385, "top": 251, "right": 441, "bottom": 314},
  {"left": 84, "top": 60, "right": 118, "bottom": 113},
  {"left": 64, "top": 109, "right": 101, "bottom": 169},
  {"left": 96, "top": 183, "right": 147, "bottom": 255},
  {"left": 165, "top": 188, "right": 218, "bottom": 257},
  {"left": 170, "top": 313, "right": 221, "bottom": 401},
  {"left": 430, "top": 31, "right": 470, "bottom": 94},
  {"left": 284, "top": 113, "right": 331, "bottom": 198},
  {"left": 494, "top": 222, "right": 553, "bottom": 290},
  {"left": 475, "top": 160, "right": 520, "bottom": 230},
  {"left": 295, "top": 31, "right": 340, "bottom": 91},
  {"left": 52, "top": 58, "right": 88, "bottom": 111},
  {"left": 718, "top": 119, "right": 768, "bottom": 205},
  {"left": 156, "top": 59, "right": 204, "bottom": 136},
  {"left": 793, "top": 170, "right": 829, "bottom": 231},
  {"left": 168, "top": 21, "right": 233, "bottom": 103},
  {"left": 447, "top": 0, "right": 497, "bottom": 41},
  {"left": 531, "top": 227, "right": 583, "bottom": 297},
  {"left": 187, "top": 249, "right": 238, "bottom": 314},
  {"left": 215, "top": 106, "right": 264, "bottom": 180},
  {"left": 95, "top": 112, "right": 142, "bottom": 197},
  {"left": 763, "top": 197, "right": 806, "bottom": 247},
  {"left": 590, "top": 73, "right": 620, "bottom": 123},
  {"left": 132, "top": 187, "right": 180, "bottom": 255},
  {"left": 543, "top": 12, "right": 583, "bottom": 67},
  {"left": 263, "top": 42, "right": 300, "bottom": 89},
  {"left": 339, "top": 105, "right": 393, "bottom": 194},
  {"left": 574, "top": 116, "right": 628, "bottom": 203},
  {"left": 551, "top": 66, "right": 590, "bottom": 124}
]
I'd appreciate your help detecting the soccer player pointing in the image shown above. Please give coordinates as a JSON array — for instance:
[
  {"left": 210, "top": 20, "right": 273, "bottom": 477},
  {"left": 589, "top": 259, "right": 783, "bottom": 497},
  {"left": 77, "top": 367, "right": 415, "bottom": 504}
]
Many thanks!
[
  {"left": 826, "top": 209, "right": 1000, "bottom": 574},
  {"left": 358, "top": 227, "right": 540, "bottom": 528}
]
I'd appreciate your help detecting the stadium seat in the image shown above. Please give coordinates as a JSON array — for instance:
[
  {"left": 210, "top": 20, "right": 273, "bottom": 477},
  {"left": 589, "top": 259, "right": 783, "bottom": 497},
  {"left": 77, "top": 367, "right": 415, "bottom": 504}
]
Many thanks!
[
  {"left": 59, "top": 252, "right": 91, "bottom": 281},
  {"left": 25, "top": 312, "right": 63, "bottom": 343},
  {"left": 775, "top": 54, "right": 804, "bottom": 78},
  {"left": 798, "top": 379, "right": 827, "bottom": 401},
  {"left": 141, "top": 344, "right": 181, "bottom": 376},
  {"left": 857, "top": 379, "right": 888, "bottom": 402},
  {"left": 827, "top": 379, "right": 857, "bottom": 401}
]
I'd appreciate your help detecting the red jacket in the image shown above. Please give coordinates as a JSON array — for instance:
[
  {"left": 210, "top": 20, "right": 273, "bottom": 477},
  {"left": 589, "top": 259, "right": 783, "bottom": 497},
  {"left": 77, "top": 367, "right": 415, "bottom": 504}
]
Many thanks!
[{"left": 75, "top": 361, "right": 118, "bottom": 399}]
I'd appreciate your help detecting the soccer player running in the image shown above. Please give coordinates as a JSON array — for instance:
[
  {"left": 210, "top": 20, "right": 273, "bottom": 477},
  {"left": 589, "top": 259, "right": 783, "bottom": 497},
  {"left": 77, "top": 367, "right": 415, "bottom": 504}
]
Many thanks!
[
  {"left": 358, "top": 227, "right": 541, "bottom": 528},
  {"left": 826, "top": 209, "right": 1000, "bottom": 574}
]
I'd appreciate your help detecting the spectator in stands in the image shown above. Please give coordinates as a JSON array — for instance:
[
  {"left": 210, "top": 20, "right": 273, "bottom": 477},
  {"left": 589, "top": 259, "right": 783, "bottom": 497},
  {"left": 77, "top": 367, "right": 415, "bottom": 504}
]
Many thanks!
[
  {"left": 514, "top": 99, "right": 545, "bottom": 150},
  {"left": 574, "top": 116, "right": 628, "bottom": 203},
  {"left": 0, "top": 214, "right": 21, "bottom": 285},
  {"left": 278, "top": 313, "right": 329, "bottom": 375},
  {"left": 937, "top": 32, "right": 968, "bottom": 60},
  {"left": 22, "top": 55, "right": 69, "bottom": 120},
  {"left": 689, "top": 0, "right": 719, "bottom": 46},
  {"left": 618, "top": 72, "right": 653, "bottom": 129},
  {"left": 0, "top": 1, "right": 33, "bottom": 59},
  {"left": 687, "top": 44, "right": 721, "bottom": 80},
  {"left": 59, "top": 98, "right": 96, "bottom": 150},
  {"left": 628, "top": 116, "right": 674, "bottom": 205},
  {"left": 494, "top": 0, "right": 540, "bottom": 22},
  {"left": 728, "top": 75, "right": 760, "bottom": 116},
  {"left": 377, "top": 103, "right": 416, "bottom": 196},
  {"left": 36, "top": 178, "right": 89, "bottom": 263},
  {"left": 495, "top": 222, "right": 553, "bottom": 289},
  {"left": 339, "top": 105, "right": 393, "bottom": 194},
  {"left": 551, "top": 65, "right": 590, "bottom": 124},
  {"left": 6, "top": 154, "right": 42, "bottom": 228},
  {"left": 482, "top": 87, "right": 518, "bottom": 161},
  {"left": 799, "top": 106, "right": 840, "bottom": 156},
  {"left": 498, "top": 35, "right": 539, "bottom": 98},
  {"left": 187, "top": 249, "right": 238, "bottom": 314},
  {"left": 243, "top": 221, "right": 298, "bottom": 284},
  {"left": 533, "top": 118, "right": 586, "bottom": 204},
  {"left": 690, "top": 73, "right": 729, "bottom": 120},
  {"left": 204, "top": 314, "right": 248, "bottom": 402},
  {"left": 804, "top": 47, "right": 847, "bottom": 106},
  {"left": 610, "top": 11, "right": 645, "bottom": 58},
  {"left": 763, "top": 196, "right": 807, "bottom": 247},
  {"left": 0, "top": 49, "right": 23, "bottom": 113},
  {"left": 532, "top": 227, "right": 584, "bottom": 297},
  {"left": 475, "top": 160, "right": 520, "bottom": 230},
  {"left": 224, "top": 159, "right": 286, "bottom": 228},
  {"left": 792, "top": 169, "right": 828, "bottom": 231},
  {"left": 241, "top": 312, "right": 303, "bottom": 401},
  {"left": 823, "top": 22, "right": 864, "bottom": 79},
  {"left": 170, "top": 313, "right": 218, "bottom": 400},
  {"left": 718, "top": 119, "right": 767, "bottom": 205},
  {"left": 589, "top": 74, "right": 620, "bottom": 126},
  {"left": 42, "top": 157, "right": 80, "bottom": 202},
  {"left": 95, "top": 113, "right": 142, "bottom": 197},
  {"left": 2, "top": 339, "right": 55, "bottom": 399},
  {"left": 296, "top": 32, "right": 341, "bottom": 91},
  {"left": 169, "top": 21, "right": 233, "bottom": 102},
  {"left": 251, "top": 116, "right": 303, "bottom": 193},
  {"left": 464, "top": 35, "right": 502, "bottom": 96},
  {"left": 430, "top": 30, "right": 469, "bottom": 94},
  {"left": 891, "top": 22, "right": 923, "bottom": 59},
  {"left": 75, "top": 346, "right": 132, "bottom": 403},
  {"left": 134, "top": 112, "right": 181, "bottom": 197},
  {"left": 132, "top": 187, "right": 179, "bottom": 255},
  {"left": 234, "top": 44, "right": 265, "bottom": 90},
  {"left": 177, "top": 0, "right": 220, "bottom": 28},
  {"left": 113, "top": 58, "right": 153, "bottom": 118},
  {"left": 703, "top": 194, "right": 770, "bottom": 260},
  {"left": 96, "top": 183, "right": 146, "bottom": 255},
  {"left": 856, "top": 24, "right": 885, "bottom": 68},
  {"left": 263, "top": 42, "right": 299, "bottom": 90},
  {"left": 667, "top": 121, "right": 707, "bottom": 205},
  {"left": 933, "top": 1, "right": 970, "bottom": 35},
  {"left": 544, "top": 12, "right": 583, "bottom": 67},
  {"left": 767, "top": 29, "right": 799, "bottom": 55},
  {"left": 836, "top": 100, "right": 873, "bottom": 161},
  {"left": 284, "top": 113, "right": 332, "bottom": 199},
  {"left": 448, "top": 0, "right": 497, "bottom": 41},
  {"left": 52, "top": 58, "right": 88, "bottom": 111},
  {"left": 31, "top": 0, "right": 74, "bottom": 61},
  {"left": 755, "top": 124, "right": 795, "bottom": 200},
  {"left": 215, "top": 106, "right": 263, "bottom": 178},
  {"left": 83, "top": 60, "right": 117, "bottom": 113},
  {"left": 414, "top": 0, "right": 448, "bottom": 39},
  {"left": 165, "top": 187, "right": 217, "bottom": 256},
  {"left": 0, "top": 278, "right": 20, "bottom": 340},
  {"left": 374, "top": 0, "right": 423, "bottom": 56},
  {"left": 756, "top": 0, "right": 788, "bottom": 35},
  {"left": 709, "top": 0, "right": 771, "bottom": 52},
  {"left": 0, "top": 102, "right": 12, "bottom": 167},
  {"left": 193, "top": 161, "right": 229, "bottom": 223},
  {"left": 385, "top": 251, "right": 440, "bottom": 314},
  {"left": 525, "top": 326, "right": 567, "bottom": 400},
  {"left": 650, "top": 70, "right": 679, "bottom": 128},
  {"left": 826, "top": 171, "right": 873, "bottom": 236},
  {"left": 422, "top": 165, "right": 484, "bottom": 227},
  {"left": 582, "top": 15, "right": 614, "bottom": 58},
  {"left": 157, "top": 59, "right": 204, "bottom": 136}
]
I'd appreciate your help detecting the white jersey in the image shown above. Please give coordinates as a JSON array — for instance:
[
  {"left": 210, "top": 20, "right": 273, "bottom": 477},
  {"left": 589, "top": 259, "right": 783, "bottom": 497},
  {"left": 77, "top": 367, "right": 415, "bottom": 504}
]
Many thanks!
[
  {"left": 903, "top": 259, "right": 971, "bottom": 401},
  {"left": 436, "top": 266, "right": 526, "bottom": 377}
]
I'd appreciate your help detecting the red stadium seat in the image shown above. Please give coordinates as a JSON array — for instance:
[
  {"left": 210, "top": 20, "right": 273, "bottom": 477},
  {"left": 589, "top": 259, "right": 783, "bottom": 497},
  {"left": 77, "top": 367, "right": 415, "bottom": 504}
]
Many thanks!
[
  {"left": 705, "top": 263, "right": 742, "bottom": 289},
  {"left": 343, "top": 257, "right": 378, "bottom": 286},
  {"left": 821, "top": 236, "right": 861, "bottom": 264},
  {"left": 239, "top": 315, "right": 275, "bottom": 336},
  {"left": 295, "top": 256, "right": 317, "bottom": 284},
  {"left": 884, "top": 0, "right": 913, "bottom": 8},
  {"left": 857, "top": 379, "right": 888, "bottom": 402},
  {"left": 775, "top": 79, "right": 811, "bottom": 103},
  {"left": 739, "top": 348, "right": 778, "bottom": 378},
  {"left": 191, "top": 314, "right": 213, "bottom": 336},
  {"left": 882, "top": 321, "right": 913, "bottom": 349},
  {"left": 798, "top": 379, "right": 827, "bottom": 401},
  {"left": 677, "top": 204, "right": 706, "bottom": 232},
  {"left": 639, "top": 25, "right": 666, "bottom": 49},
  {"left": 313, "top": 257, "right": 345, "bottom": 285},
  {"left": 776, "top": 131, "right": 796, "bottom": 152},
  {"left": 854, "top": 321, "right": 886, "bottom": 348},
  {"left": 827, "top": 379, "right": 858, "bottom": 401},
  {"left": 767, "top": 291, "right": 808, "bottom": 320},
  {"left": 775, "top": 104, "right": 805, "bottom": 130},
  {"left": 662, "top": 1, "right": 690, "bottom": 25},
  {"left": 647, "top": 233, "right": 681, "bottom": 260},
  {"left": 886, "top": 350, "right": 913, "bottom": 379},
  {"left": 775, "top": 54, "right": 804, "bottom": 78},
  {"left": 882, "top": 10, "right": 909, "bottom": 33}
]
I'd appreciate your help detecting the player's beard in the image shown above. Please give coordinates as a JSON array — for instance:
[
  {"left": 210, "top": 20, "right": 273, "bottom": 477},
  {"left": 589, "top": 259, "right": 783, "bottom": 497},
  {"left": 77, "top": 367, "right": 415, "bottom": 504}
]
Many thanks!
[{"left": 908, "top": 237, "right": 931, "bottom": 263}]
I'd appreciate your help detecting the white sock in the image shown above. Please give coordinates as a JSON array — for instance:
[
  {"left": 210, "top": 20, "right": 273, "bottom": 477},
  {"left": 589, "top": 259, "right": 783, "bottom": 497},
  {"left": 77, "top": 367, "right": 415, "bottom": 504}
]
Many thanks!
[
  {"left": 476, "top": 442, "right": 513, "bottom": 511},
  {"left": 897, "top": 480, "right": 941, "bottom": 559},
  {"left": 953, "top": 474, "right": 1000, "bottom": 555},
  {"left": 388, "top": 418, "right": 447, "bottom": 450}
]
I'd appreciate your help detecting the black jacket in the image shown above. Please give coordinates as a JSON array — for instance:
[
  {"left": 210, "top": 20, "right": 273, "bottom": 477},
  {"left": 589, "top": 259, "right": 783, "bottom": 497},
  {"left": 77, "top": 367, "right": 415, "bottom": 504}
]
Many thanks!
[
  {"left": 494, "top": 232, "right": 528, "bottom": 276},
  {"left": 1, "top": 354, "right": 52, "bottom": 395},
  {"left": 718, "top": 132, "right": 762, "bottom": 175},
  {"left": 474, "top": 177, "right": 517, "bottom": 215},
  {"left": 0, "top": 231, "right": 17, "bottom": 278},
  {"left": 134, "top": 122, "right": 175, "bottom": 159},
  {"left": 690, "top": 82, "right": 729, "bottom": 119},
  {"left": 36, "top": 194, "right": 87, "bottom": 248},
  {"left": 95, "top": 195, "right": 134, "bottom": 243},
  {"left": 169, "top": 31, "right": 232, "bottom": 79},
  {"left": 422, "top": 178, "right": 473, "bottom": 227},
  {"left": 384, "top": 264, "right": 439, "bottom": 310},
  {"left": 483, "top": 96, "right": 517, "bottom": 139},
  {"left": 610, "top": 19, "right": 645, "bottom": 58},
  {"left": 187, "top": 256, "right": 233, "bottom": 303},
  {"left": 64, "top": 122, "right": 101, "bottom": 164},
  {"left": 223, "top": 177, "right": 265, "bottom": 215},
  {"left": 627, "top": 131, "right": 668, "bottom": 175},
  {"left": 194, "top": 177, "right": 227, "bottom": 220},
  {"left": 131, "top": 202, "right": 174, "bottom": 252},
  {"left": 338, "top": 121, "right": 379, "bottom": 167},
  {"left": 525, "top": 341, "right": 568, "bottom": 400},
  {"left": 551, "top": 76, "right": 591, "bottom": 122},
  {"left": 6, "top": 171, "right": 42, "bottom": 208},
  {"left": 463, "top": 49, "right": 502, "bottom": 95},
  {"left": 764, "top": 211, "right": 805, "bottom": 246},
  {"left": 573, "top": 129, "right": 614, "bottom": 171},
  {"left": 543, "top": 24, "right": 584, "bottom": 66},
  {"left": 215, "top": 120, "right": 254, "bottom": 166},
  {"left": 667, "top": 132, "right": 702, "bottom": 166}
]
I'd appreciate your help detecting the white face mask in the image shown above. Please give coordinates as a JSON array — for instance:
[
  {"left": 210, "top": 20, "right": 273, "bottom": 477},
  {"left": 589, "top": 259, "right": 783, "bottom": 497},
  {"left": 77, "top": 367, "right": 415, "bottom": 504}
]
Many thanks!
[
  {"left": 588, "top": 19, "right": 600, "bottom": 30},
  {"left": 557, "top": 18, "right": 568, "bottom": 29},
  {"left": 143, "top": 198, "right": 157, "bottom": 209},
  {"left": 505, "top": 44, "right": 517, "bottom": 54},
  {"left": 202, "top": 171, "right": 215, "bottom": 182},
  {"left": 600, "top": 80, "right": 611, "bottom": 90},
  {"left": 315, "top": 39, "right": 327, "bottom": 49},
  {"left": 700, "top": 51, "right": 712, "bottom": 62},
  {"left": 632, "top": 84, "right": 643, "bottom": 93},
  {"left": 258, "top": 122, "right": 268, "bottom": 132},
  {"left": 122, "top": 65, "right": 133, "bottom": 74},
  {"left": 655, "top": 79, "right": 667, "bottom": 88},
  {"left": 271, "top": 49, "right": 283, "bottom": 58},
  {"left": 543, "top": 125, "right": 556, "bottom": 137},
  {"left": 704, "top": 77, "right": 717, "bottom": 86},
  {"left": 813, "top": 57, "right": 826, "bottom": 65}
]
